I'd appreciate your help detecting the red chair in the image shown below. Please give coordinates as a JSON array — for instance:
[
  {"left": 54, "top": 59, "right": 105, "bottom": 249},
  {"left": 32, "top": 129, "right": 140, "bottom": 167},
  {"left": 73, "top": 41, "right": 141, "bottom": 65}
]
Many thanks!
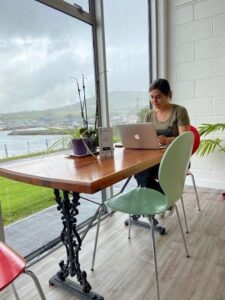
[
  {"left": 188, "top": 125, "right": 201, "bottom": 211},
  {"left": 190, "top": 125, "right": 201, "bottom": 155},
  {"left": 180, "top": 125, "right": 201, "bottom": 234},
  {"left": 0, "top": 241, "right": 46, "bottom": 299}
]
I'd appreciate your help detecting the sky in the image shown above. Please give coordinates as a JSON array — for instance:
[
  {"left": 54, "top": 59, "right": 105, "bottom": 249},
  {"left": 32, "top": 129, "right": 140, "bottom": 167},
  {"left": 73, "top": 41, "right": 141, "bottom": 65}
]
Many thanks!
[{"left": 0, "top": 0, "right": 149, "bottom": 113}]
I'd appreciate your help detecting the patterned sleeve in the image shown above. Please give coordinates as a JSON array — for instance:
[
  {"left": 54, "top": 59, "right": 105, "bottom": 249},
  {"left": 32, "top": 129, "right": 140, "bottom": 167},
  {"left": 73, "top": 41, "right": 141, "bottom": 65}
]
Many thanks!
[{"left": 177, "top": 106, "right": 190, "bottom": 126}]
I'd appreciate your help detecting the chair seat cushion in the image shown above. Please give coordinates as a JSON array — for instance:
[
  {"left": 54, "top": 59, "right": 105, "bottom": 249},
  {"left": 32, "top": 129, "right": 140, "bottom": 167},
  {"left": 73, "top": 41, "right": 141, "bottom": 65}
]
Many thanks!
[
  {"left": 106, "top": 187, "right": 169, "bottom": 215},
  {"left": 0, "top": 241, "right": 25, "bottom": 291}
]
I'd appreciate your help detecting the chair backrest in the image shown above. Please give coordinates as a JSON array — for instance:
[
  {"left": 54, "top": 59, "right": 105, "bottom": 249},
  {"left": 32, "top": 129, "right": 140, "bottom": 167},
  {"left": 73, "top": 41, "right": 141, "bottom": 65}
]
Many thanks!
[
  {"left": 0, "top": 241, "right": 25, "bottom": 290},
  {"left": 158, "top": 132, "right": 194, "bottom": 206},
  {"left": 190, "top": 125, "right": 200, "bottom": 154}
]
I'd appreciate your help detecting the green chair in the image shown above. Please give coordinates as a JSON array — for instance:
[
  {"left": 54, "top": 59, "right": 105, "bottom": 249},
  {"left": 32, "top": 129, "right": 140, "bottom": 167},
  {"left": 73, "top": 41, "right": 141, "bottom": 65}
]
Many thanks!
[{"left": 105, "top": 132, "right": 194, "bottom": 300}]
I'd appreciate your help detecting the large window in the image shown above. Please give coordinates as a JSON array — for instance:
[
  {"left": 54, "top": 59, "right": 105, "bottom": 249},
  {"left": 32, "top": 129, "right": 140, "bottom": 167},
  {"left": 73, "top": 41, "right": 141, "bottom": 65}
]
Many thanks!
[
  {"left": 0, "top": 0, "right": 96, "bottom": 159},
  {"left": 0, "top": 0, "right": 99, "bottom": 257},
  {"left": 104, "top": 0, "right": 150, "bottom": 127},
  {"left": 0, "top": 0, "right": 152, "bottom": 258}
]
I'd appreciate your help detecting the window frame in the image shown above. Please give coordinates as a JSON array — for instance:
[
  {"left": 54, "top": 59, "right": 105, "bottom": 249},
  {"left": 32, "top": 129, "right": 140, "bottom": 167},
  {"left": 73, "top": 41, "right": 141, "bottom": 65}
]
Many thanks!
[{"left": 36, "top": 0, "right": 93, "bottom": 24}]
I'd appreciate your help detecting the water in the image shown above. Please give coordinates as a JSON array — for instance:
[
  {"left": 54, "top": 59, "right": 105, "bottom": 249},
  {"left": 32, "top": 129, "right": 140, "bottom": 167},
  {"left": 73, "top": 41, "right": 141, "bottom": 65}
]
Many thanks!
[{"left": 0, "top": 130, "right": 67, "bottom": 158}]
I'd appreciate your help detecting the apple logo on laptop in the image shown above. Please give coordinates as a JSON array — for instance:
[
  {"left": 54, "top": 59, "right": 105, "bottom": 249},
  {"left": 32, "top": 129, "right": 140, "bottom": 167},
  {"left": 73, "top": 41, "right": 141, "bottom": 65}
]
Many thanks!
[{"left": 134, "top": 134, "right": 140, "bottom": 140}]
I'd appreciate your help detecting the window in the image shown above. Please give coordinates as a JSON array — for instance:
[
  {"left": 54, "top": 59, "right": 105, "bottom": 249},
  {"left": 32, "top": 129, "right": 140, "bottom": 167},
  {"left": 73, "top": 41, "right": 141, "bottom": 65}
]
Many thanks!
[
  {"left": 0, "top": 0, "right": 98, "bottom": 258},
  {"left": 0, "top": 0, "right": 96, "bottom": 158},
  {"left": 0, "top": 0, "right": 152, "bottom": 259},
  {"left": 104, "top": 0, "right": 150, "bottom": 127}
]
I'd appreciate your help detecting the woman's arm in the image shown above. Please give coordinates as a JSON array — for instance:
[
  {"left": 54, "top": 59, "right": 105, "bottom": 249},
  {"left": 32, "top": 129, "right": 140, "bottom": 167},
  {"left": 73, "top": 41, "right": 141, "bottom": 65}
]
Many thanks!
[
  {"left": 178, "top": 125, "right": 190, "bottom": 134},
  {"left": 158, "top": 125, "right": 190, "bottom": 145},
  {"left": 157, "top": 106, "right": 190, "bottom": 146}
]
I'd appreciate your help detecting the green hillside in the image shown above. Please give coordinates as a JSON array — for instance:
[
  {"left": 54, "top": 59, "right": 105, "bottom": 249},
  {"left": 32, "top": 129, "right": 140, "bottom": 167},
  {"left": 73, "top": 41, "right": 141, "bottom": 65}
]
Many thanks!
[{"left": 0, "top": 91, "right": 149, "bottom": 128}]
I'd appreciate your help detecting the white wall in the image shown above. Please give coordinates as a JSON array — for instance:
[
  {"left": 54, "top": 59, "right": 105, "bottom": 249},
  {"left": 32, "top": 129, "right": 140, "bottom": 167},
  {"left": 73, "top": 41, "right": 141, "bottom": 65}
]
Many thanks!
[{"left": 167, "top": 0, "right": 225, "bottom": 189}]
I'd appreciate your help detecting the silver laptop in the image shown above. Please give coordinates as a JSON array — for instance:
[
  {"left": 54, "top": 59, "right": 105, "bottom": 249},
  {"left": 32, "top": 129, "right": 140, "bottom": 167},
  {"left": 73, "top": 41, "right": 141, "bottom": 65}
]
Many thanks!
[{"left": 117, "top": 123, "right": 164, "bottom": 150}]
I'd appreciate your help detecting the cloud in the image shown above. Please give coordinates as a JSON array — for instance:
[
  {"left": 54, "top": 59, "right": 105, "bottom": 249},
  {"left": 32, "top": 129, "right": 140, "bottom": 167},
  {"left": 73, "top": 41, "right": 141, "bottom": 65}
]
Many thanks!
[
  {"left": 0, "top": 0, "right": 149, "bottom": 113},
  {"left": 0, "top": 0, "right": 95, "bottom": 113}
]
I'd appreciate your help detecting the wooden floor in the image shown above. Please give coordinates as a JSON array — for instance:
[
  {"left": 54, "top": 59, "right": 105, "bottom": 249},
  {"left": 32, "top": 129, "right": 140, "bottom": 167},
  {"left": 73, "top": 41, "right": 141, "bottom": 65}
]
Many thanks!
[{"left": 1, "top": 186, "right": 225, "bottom": 300}]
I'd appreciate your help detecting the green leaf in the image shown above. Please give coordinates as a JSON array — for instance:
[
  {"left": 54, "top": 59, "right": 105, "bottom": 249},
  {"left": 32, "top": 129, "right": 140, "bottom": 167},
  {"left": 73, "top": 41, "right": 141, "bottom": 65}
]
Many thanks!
[
  {"left": 48, "top": 136, "right": 72, "bottom": 151},
  {"left": 197, "top": 138, "right": 224, "bottom": 156},
  {"left": 198, "top": 123, "right": 225, "bottom": 137}
]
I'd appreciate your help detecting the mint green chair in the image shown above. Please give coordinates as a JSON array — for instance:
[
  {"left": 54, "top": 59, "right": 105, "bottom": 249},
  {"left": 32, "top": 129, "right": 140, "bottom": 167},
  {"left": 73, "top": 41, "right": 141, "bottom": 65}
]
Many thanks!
[{"left": 106, "top": 132, "right": 194, "bottom": 300}]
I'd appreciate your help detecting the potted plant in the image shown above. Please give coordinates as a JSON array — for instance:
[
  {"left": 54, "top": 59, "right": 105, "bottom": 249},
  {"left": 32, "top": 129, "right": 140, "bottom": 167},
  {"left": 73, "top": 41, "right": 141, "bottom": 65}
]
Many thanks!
[
  {"left": 50, "top": 75, "right": 98, "bottom": 156},
  {"left": 197, "top": 123, "right": 225, "bottom": 199},
  {"left": 72, "top": 127, "right": 98, "bottom": 156},
  {"left": 197, "top": 123, "right": 225, "bottom": 156}
]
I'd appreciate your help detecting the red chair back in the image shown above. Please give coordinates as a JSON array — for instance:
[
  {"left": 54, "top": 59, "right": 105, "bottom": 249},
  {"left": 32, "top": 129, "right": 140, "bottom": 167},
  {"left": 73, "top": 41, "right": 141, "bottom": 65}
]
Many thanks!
[
  {"left": 0, "top": 241, "right": 25, "bottom": 290},
  {"left": 190, "top": 125, "right": 200, "bottom": 154}
]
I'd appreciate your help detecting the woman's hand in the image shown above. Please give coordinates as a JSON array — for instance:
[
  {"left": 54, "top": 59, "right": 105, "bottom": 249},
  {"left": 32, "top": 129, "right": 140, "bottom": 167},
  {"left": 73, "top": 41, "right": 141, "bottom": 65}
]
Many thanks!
[
  {"left": 157, "top": 135, "right": 174, "bottom": 145},
  {"left": 157, "top": 135, "right": 168, "bottom": 145},
  {"left": 158, "top": 126, "right": 190, "bottom": 145}
]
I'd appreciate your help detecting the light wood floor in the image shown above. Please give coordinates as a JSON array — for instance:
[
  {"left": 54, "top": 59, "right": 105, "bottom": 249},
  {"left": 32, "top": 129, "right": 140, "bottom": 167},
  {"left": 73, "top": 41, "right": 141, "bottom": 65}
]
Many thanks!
[{"left": 1, "top": 186, "right": 225, "bottom": 300}]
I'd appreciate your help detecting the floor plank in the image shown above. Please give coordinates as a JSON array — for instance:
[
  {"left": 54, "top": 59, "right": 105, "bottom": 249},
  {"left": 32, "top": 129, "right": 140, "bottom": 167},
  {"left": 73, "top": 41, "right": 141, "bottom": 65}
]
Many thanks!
[{"left": 1, "top": 186, "right": 225, "bottom": 300}]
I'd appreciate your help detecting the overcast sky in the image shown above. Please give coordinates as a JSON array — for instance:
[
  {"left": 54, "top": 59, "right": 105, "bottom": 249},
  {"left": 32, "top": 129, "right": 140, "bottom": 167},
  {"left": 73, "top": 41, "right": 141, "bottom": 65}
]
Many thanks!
[{"left": 0, "top": 0, "right": 149, "bottom": 113}]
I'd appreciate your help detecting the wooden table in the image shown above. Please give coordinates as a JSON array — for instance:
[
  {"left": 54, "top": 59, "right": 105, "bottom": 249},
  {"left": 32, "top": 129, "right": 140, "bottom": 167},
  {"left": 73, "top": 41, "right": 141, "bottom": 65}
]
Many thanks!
[{"left": 0, "top": 148, "right": 164, "bottom": 299}]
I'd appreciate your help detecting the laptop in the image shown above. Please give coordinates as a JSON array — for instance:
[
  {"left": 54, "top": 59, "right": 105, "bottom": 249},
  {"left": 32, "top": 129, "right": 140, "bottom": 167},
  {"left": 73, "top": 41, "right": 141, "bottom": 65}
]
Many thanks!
[{"left": 117, "top": 123, "right": 166, "bottom": 150}]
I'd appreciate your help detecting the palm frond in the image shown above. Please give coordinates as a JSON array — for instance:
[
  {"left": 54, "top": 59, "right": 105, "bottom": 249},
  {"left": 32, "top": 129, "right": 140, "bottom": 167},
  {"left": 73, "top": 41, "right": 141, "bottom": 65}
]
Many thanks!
[
  {"left": 197, "top": 138, "right": 225, "bottom": 156},
  {"left": 198, "top": 123, "right": 225, "bottom": 136}
]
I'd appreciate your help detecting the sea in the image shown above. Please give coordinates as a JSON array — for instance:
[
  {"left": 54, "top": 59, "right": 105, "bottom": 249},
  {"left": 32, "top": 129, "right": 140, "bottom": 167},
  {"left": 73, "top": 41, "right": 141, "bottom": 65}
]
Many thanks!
[{"left": 0, "top": 130, "right": 66, "bottom": 159}]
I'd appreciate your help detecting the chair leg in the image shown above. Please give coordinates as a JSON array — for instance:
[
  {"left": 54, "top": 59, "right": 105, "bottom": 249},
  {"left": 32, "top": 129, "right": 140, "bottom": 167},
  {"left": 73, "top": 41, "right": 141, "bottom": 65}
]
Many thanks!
[
  {"left": 24, "top": 269, "right": 46, "bottom": 300},
  {"left": 181, "top": 196, "right": 189, "bottom": 234},
  {"left": 149, "top": 216, "right": 160, "bottom": 300},
  {"left": 11, "top": 282, "right": 20, "bottom": 300},
  {"left": 91, "top": 206, "right": 104, "bottom": 271},
  {"left": 189, "top": 171, "right": 201, "bottom": 211},
  {"left": 128, "top": 214, "right": 131, "bottom": 240},
  {"left": 174, "top": 205, "right": 190, "bottom": 258}
]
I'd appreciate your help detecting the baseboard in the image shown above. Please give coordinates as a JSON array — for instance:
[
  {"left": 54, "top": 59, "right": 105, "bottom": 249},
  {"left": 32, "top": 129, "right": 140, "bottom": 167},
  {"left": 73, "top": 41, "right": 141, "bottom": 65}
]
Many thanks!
[{"left": 185, "top": 177, "right": 225, "bottom": 190}]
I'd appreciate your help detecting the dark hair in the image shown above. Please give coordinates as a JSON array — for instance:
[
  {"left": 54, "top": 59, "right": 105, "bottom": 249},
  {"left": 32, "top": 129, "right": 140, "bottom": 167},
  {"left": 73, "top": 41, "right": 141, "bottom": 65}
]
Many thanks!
[{"left": 149, "top": 78, "right": 172, "bottom": 98}]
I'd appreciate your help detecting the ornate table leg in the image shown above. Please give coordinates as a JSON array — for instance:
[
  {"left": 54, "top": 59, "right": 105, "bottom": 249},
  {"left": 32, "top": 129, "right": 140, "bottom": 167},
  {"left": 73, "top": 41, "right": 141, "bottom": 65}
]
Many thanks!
[{"left": 49, "top": 189, "right": 104, "bottom": 299}]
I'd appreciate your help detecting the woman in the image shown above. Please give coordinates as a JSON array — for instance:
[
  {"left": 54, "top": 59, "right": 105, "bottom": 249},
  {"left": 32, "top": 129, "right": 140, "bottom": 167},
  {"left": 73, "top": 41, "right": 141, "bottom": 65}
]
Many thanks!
[{"left": 135, "top": 78, "right": 190, "bottom": 195}]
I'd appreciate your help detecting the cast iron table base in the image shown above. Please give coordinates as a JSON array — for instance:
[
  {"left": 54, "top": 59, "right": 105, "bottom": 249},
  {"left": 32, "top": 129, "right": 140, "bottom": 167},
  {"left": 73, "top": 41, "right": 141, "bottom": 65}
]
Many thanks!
[{"left": 49, "top": 189, "right": 104, "bottom": 299}]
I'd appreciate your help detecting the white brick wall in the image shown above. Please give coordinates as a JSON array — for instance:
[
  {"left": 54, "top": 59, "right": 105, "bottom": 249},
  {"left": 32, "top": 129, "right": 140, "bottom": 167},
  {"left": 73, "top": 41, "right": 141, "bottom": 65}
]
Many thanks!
[
  {"left": 194, "top": 0, "right": 225, "bottom": 19},
  {"left": 214, "top": 56, "right": 225, "bottom": 77},
  {"left": 167, "top": 0, "right": 225, "bottom": 189},
  {"left": 177, "top": 59, "right": 213, "bottom": 80},
  {"left": 169, "top": 42, "right": 195, "bottom": 64},
  {"left": 178, "top": 98, "right": 213, "bottom": 117},
  {"left": 171, "top": 81, "right": 195, "bottom": 100},
  {"left": 169, "top": 0, "right": 195, "bottom": 8},
  {"left": 176, "top": 18, "right": 212, "bottom": 43},
  {"left": 196, "top": 36, "right": 225, "bottom": 59},
  {"left": 171, "top": 5, "right": 194, "bottom": 25},
  {"left": 196, "top": 77, "right": 225, "bottom": 97},
  {"left": 214, "top": 14, "right": 225, "bottom": 36},
  {"left": 213, "top": 97, "right": 225, "bottom": 115}
]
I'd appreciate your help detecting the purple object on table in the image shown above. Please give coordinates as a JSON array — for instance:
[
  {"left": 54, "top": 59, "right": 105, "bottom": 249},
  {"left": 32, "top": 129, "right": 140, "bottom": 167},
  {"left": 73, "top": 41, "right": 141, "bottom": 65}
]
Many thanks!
[
  {"left": 72, "top": 138, "right": 89, "bottom": 156},
  {"left": 223, "top": 193, "right": 225, "bottom": 200},
  {"left": 72, "top": 138, "right": 96, "bottom": 156}
]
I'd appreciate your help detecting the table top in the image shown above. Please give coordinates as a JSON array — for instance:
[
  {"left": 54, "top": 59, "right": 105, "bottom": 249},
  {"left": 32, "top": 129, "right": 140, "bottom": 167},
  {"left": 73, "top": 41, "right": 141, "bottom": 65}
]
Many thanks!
[{"left": 0, "top": 148, "right": 164, "bottom": 194}]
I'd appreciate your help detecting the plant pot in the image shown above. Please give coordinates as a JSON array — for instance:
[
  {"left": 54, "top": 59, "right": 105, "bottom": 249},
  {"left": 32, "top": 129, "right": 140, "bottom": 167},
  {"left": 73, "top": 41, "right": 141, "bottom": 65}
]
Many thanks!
[{"left": 72, "top": 138, "right": 97, "bottom": 156}]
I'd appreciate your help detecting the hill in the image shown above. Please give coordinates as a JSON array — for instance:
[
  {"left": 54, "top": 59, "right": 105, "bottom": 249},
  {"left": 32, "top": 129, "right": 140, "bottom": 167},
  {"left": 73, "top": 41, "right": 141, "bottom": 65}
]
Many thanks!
[{"left": 0, "top": 91, "right": 149, "bottom": 129}]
